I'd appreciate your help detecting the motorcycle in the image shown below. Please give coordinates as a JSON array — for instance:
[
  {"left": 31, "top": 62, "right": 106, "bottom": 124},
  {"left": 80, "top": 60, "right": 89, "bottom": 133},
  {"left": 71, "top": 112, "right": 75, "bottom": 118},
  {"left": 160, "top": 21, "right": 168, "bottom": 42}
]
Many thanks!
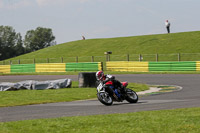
[{"left": 96, "top": 81, "right": 138, "bottom": 106}]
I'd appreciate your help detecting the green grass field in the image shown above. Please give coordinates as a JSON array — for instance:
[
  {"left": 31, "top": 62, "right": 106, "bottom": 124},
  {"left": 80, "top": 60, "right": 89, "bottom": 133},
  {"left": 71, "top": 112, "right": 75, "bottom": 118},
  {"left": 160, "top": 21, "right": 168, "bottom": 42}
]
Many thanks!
[
  {"left": 1, "top": 107, "right": 200, "bottom": 133},
  {"left": 1, "top": 31, "right": 200, "bottom": 64}
]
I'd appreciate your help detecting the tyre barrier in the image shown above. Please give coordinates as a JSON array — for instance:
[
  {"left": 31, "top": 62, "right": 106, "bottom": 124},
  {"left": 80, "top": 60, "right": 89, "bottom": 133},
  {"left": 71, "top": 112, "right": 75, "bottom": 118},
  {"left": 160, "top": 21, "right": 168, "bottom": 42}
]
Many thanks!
[{"left": 78, "top": 72, "right": 97, "bottom": 88}]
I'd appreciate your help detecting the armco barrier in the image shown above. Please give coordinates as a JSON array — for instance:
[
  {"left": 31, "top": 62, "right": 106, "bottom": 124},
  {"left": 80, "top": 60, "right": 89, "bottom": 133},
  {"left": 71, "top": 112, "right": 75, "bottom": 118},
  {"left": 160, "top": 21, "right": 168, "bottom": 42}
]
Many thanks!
[
  {"left": 0, "top": 65, "right": 11, "bottom": 73},
  {"left": 106, "top": 61, "right": 149, "bottom": 72},
  {"left": 1, "top": 61, "right": 198, "bottom": 73},
  {"left": 106, "top": 61, "right": 197, "bottom": 72},
  {"left": 149, "top": 61, "right": 196, "bottom": 71},
  {"left": 36, "top": 63, "right": 66, "bottom": 72},
  {"left": 0, "top": 62, "right": 102, "bottom": 73},
  {"left": 196, "top": 61, "right": 200, "bottom": 71},
  {"left": 66, "top": 62, "right": 102, "bottom": 71},
  {"left": 11, "top": 64, "right": 35, "bottom": 73}
]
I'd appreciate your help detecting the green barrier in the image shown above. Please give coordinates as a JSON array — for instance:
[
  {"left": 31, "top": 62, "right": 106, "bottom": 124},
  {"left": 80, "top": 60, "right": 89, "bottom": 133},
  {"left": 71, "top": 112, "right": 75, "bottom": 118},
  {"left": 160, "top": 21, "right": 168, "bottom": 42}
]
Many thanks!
[
  {"left": 66, "top": 62, "right": 100, "bottom": 71},
  {"left": 11, "top": 64, "right": 35, "bottom": 73},
  {"left": 149, "top": 61, "right": 196, "bottom": 71}
]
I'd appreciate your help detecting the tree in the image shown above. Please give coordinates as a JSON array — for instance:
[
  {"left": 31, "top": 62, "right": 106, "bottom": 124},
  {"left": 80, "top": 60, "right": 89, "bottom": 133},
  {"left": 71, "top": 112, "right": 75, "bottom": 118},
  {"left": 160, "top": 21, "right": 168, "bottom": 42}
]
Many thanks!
[
  {"left": 14, "top": 33, "right": 24, "bottom": 56},
  {"left": 24, "top": 27, "right": 56, "bottom": 52},
  {"left": 0, "top": 26, "right": 23, "bottom": 60}
]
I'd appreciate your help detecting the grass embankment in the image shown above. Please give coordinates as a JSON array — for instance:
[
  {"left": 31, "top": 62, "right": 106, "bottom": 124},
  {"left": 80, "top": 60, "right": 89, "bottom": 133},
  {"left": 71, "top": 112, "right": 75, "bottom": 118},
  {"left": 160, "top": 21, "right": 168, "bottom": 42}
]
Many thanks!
[
  {"left": 1, "top": 31, "right": 200, "bottom": 64},
  {"left": 0, "top": 82, "right": 148, "bottom": 107},
  {"left": 1, "top": 107, "right": 200, "bottom": 133}
]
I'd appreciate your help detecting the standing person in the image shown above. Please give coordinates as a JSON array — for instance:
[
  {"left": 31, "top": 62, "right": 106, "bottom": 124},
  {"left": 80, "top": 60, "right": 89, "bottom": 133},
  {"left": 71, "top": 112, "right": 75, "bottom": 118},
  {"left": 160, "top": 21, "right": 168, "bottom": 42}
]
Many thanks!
[
  {"left": 165, "top": 20, "right": 170, "bottom": 33},
  {"left": 82, "top": 36, "right": 85, "bottom": 40}
]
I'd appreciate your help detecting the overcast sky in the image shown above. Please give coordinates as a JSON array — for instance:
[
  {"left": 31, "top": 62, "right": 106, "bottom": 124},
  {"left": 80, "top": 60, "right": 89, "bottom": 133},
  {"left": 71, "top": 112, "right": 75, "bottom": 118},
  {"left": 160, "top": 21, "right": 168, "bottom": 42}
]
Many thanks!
[{"left": 0, "top": 0, "right": 200, "bottom": 44}]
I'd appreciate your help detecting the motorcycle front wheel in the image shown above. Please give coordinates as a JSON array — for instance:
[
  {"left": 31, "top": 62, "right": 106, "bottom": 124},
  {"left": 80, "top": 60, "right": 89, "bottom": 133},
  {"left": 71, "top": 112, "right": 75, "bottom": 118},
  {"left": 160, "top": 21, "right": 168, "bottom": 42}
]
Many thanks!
[
  {"left": 125, "top": 88, "right": 138, "bottom": 103},
  {"left": 97, "top": 92, "right": 113, "bottom": 106}
]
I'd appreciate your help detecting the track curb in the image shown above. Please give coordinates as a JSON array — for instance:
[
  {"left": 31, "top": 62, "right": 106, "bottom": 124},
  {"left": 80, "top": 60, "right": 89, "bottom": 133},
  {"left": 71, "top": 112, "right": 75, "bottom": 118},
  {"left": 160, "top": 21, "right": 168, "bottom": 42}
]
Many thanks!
[{"left": 137, "top": 85, "right": 183, "bottom": 96}]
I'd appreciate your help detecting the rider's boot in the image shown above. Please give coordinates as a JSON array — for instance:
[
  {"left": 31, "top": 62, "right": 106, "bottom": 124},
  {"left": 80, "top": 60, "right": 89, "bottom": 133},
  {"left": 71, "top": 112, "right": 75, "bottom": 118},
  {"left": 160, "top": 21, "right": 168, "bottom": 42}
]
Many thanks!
[
  {"left": 114, "top": 89, "right": 123, "bottom": 102},
  {"left": 113, "top": 93, "right": 120, "bottom": 101},
  {"left": 120, "top": 85, "right": 126, "bottom": 94}
]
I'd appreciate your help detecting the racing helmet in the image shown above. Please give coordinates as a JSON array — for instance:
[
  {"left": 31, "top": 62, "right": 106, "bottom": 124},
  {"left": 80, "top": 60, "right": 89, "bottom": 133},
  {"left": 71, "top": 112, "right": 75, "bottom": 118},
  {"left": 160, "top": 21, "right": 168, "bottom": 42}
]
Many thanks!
[{"left": 96, "top": 71, "right": 104, "bottom": 81}]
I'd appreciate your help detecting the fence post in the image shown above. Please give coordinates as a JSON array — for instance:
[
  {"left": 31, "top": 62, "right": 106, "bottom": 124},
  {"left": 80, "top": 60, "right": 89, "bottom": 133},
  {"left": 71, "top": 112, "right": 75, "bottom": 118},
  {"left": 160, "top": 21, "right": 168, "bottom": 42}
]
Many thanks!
[
  {"left": 156, "top": 54, "right": 158, "bottom": 62},
  {"left": 47, "top": 58, "right": 49, "bottom": 63},
  {"left": 127, "top": 54, "right": 129, "bottom": 61},
  {"left": 61, "top": 57, "right": 63, "bottom": 63},
  {"left": 101, "top": 62, "right": 103, "bottom": 71},
  {"left": 33, "top": 58, "right": 35, "bottom": 64},
  {"left": 108, "top": 55, "right": 110, "bottom": 61},
  {"left": 76, "top": 56, "right": 78, "bottom": 63},
  {"left": 106, "top": 55, "right": 108, "bottom": 61},
  {"left": 91, "top": 56, "right": 94, "bottom": 62},
  {"left": 18, "top": 59, "right": 20, "bottom": 64},
  {"left": 139, "top": 54, "right": 142, "bottom": 62},
  {"left": 178, "top": 53, "right": 180, "bottom": 61},
  {"left": 10, "top": 60, "right": 12, "bottom": 65}
]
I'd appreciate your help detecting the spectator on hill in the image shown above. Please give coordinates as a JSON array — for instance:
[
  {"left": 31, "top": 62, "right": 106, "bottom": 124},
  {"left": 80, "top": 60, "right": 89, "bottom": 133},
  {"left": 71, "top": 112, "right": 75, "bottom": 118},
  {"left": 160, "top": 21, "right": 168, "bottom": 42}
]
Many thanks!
[
  {"left": 165, "top": 20, "right": 170, "bottom": 33},
  {"left": 82, "top": 36, "right": 85, "bottom": 40}
]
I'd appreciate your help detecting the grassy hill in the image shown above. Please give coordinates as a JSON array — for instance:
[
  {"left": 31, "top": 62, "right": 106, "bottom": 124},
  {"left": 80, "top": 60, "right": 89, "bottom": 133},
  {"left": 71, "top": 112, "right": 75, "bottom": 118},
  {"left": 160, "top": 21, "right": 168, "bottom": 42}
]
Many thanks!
[{"left": 2, "top": 31, "right": 200, "bottom": 64}]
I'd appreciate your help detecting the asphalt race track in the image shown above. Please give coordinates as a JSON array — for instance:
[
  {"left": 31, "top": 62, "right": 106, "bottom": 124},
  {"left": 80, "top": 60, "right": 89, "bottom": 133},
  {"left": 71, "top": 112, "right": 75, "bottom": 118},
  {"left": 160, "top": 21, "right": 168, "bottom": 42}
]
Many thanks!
[{"left": 0, "top": 74, "right": 200, "bottom": 122}]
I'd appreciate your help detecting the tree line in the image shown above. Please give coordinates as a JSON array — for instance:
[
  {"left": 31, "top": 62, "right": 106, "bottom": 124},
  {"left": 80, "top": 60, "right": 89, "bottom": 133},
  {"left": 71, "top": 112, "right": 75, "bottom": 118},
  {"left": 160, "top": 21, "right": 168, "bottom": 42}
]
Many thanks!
[{"left": 0, "top": 26, "right": 56, "bottom": 61}]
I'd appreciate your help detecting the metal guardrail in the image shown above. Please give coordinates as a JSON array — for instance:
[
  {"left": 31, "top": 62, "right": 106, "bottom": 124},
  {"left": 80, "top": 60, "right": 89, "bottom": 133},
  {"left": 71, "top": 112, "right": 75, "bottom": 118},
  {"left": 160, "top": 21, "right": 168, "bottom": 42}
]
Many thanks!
[{"left": 1, "top": 53, "right": 200, "bottom": 65}]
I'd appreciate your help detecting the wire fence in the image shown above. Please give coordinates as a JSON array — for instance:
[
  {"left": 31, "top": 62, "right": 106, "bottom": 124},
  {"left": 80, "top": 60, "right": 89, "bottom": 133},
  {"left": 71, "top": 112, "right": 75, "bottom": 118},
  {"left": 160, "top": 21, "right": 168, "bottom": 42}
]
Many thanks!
[{"left": 1, "top": 53, "right": 200, "bottom": 65}]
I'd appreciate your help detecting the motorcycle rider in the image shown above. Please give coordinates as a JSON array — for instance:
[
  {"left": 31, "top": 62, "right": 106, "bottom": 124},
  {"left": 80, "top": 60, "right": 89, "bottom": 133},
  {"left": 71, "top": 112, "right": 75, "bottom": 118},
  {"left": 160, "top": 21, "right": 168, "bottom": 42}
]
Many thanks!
[{"left": 96, "top": 71, "right": 125, "bottom": 101}]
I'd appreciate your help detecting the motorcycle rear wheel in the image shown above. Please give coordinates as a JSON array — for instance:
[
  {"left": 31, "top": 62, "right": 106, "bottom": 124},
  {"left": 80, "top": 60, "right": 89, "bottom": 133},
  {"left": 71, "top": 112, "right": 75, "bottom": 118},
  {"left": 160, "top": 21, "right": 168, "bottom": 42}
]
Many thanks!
[
  {"left": 125, "top": 88, "right": 138, "bottom": 103},
  {"left": 97, "top": 92, "right": 113, "bottom": 106}
]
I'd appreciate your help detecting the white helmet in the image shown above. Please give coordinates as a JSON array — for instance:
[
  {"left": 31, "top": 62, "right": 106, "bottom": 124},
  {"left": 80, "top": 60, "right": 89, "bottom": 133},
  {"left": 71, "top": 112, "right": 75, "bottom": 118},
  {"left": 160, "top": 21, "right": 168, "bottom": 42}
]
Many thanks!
[{"left": 96, "top": 71, "right": 104, "bottom": 81}]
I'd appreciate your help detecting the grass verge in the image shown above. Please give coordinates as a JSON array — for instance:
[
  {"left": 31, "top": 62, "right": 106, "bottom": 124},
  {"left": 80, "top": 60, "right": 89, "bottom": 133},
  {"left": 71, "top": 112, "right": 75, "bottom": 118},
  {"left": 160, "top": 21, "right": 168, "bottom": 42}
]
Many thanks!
[
  {"left": 0, "top": 107, "right": 200, "bottom": 133},
  {"left": 0, "top": 82, "right": 148, "bottom": 107}
]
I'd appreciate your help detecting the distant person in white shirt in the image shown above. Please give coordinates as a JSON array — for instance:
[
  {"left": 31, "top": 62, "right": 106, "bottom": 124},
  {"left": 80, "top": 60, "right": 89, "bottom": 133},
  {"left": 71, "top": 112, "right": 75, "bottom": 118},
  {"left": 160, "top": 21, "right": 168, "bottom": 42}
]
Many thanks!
[
  {"left": 165, "top": 20, "right": 170, "bottom": 33},
  {"left": 82, "top": 36, "right": 85, "bottom": 40}
]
